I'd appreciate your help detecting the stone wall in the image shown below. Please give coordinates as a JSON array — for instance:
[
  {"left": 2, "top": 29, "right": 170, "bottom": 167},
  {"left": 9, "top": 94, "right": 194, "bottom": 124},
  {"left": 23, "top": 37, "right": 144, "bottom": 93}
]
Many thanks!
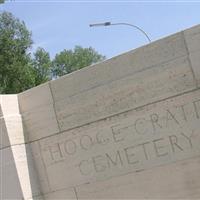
[
  {"left": 0, "top": 95, "right": 41, "bottom": 199},
  {"left": 1, "top": 24, "right": 200, "bottom": 199}
]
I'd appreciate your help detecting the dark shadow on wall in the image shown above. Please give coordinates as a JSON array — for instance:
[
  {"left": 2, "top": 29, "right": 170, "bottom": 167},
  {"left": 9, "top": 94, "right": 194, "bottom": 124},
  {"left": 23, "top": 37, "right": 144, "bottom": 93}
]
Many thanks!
[{"left": 24, "top": 142, "right": 43, "bottom": 199}]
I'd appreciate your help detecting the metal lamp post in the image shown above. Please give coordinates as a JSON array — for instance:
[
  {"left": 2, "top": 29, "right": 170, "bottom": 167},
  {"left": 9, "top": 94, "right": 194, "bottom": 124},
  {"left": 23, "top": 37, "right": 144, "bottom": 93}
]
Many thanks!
[{"left": 89, "top": 22, "right": 151, "bottom": 43}]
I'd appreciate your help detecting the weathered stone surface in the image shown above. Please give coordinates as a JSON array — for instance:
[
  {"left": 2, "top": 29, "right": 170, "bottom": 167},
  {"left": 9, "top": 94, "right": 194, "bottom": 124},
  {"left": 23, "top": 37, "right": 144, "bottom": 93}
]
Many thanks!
[
  {"left": 76, "top": 156, "right": 200, "bottom": 199},
  {"left": 1, "top": 24, "right": 200, "bottom": 199},
  {"left": 0, "top": 95, "right": 25, "bottom": 149},
  {"left": 184, "top": 24, "right": 200, "bottom": 88},
  {"left": 0, "top": 115, "right": 24, "bottom": 148},
  {"left": 0, "top": 117, "right": 9, "bottom": 149},
  {"left": 184, "top": 24, "right": 200, "bottom": 53},
  {"left": 21, "top": 105, "right": 59, "bottom": 142},
  {"left": 30, "top": 141, "right": 52, "bottom": 194},
  {"left": 35, "top": 89, "right": 200, "bottom": 191},
  {"left": 18, "top": 83, "right": 53, "bottom": 112},
  {"left": 0, "top": 147, "right": 24, "bottom": 200},
  {"left": 0, "top": 95, "right": 42, "bottom": 200},
  {"left": 18, "top": 83, "right": 60, "bottom": 142},
  {"left": 0, "top": 95, "right": 22, "bottom": 148},
  {"left": 0, "top": 95, "right": 2, "bottom": 118},
  {"left": 50, "top": 31, "right": 188, "bottom": 102},
  {"left": 1, "top": 95, "right": 20, "bottom": 115},
  {"left": 52, "top": 55, "right": 196, "bottom": 132},
  {"left": 0, "top": 144, "right": 41, "bottom": 200},
  {"left": 43, "top": 188, "right": 77, "bottom": 200},
  {"left": 188, "top": 51, "right": 200, "bottom": 87}
]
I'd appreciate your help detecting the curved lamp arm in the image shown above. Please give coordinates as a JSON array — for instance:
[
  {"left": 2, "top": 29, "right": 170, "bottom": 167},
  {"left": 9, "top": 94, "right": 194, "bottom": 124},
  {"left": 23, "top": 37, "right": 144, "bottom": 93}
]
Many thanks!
[{"left": 89, "top": 22, "right": 151, "bottom": 43}]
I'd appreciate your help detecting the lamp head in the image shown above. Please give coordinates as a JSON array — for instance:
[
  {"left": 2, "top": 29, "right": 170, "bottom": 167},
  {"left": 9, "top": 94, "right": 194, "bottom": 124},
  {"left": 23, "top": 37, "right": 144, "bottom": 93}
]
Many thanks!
[{"left": 89, "top": 22, "right": 111, "bottom": 27}]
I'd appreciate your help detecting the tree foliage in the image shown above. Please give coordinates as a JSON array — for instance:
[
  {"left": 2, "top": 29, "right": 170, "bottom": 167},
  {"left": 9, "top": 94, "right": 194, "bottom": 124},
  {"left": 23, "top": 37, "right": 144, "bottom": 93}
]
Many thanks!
[
  {"left": 0, "top": 12, "right": 35, "bottom": 93},
  {"left": 0, "top": 11, "right": 105, "bottom": 94},
  {"left": 52, "top": 46, "right": 105, "bottom": 77},
  {"left": 32, "top": 47, "right": 51, "bottom": 85}
]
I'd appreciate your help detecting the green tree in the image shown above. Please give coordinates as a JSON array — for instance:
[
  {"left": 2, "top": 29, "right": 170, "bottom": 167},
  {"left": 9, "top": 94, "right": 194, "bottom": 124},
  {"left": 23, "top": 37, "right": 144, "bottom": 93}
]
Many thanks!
[
  {"left": 0, "top": 11, "right": 106, "bottom": 93},
  {"left": 52, "top": 46, "right": 105, "bottom": 78},
  {"left": 32, "top": 47, "right": 51, "bottom": 85},
  {"left": 0, "top": 0, "right": 5, "bottom": 4},
  {"left": 0, "top": 12, "right": 35, "bottom": 93}
]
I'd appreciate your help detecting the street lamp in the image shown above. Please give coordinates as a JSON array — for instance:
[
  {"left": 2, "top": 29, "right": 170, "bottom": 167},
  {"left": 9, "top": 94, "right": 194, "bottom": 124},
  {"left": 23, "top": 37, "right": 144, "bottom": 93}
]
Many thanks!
[{"left": 89, "top": 22, "right": 151, "bottom": 43}]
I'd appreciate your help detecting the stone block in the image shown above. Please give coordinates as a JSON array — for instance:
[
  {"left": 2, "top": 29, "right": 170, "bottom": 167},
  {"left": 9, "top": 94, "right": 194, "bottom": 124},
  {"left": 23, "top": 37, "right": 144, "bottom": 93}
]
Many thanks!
[
  {"left": 0, "top": 115, "right": 25, "bottom": 148},
  {"left": 184, "top": 24, "right": 200, "bottom": 53},
  {"left": 30, "top": 141, "right": 52, "bottom": 194},
  {"left": 0, "top": 147, "right": 24, "bottom": 200},
  {"left": 51, "top": 32, "right": 188, "bottom": 102},
  {"left": 1, "top": 94, "right": 20, "bottom": 116},
  {"left": 0, "top": 95, "right": 3, "bottom": 118},
  {"left": 0, "top": 144, "right": 41, "bottom": 199},
  {"left": 76, "top": 156, "right": 200, "bottom": 199},
  {"left": 18, "top": 83, "right": 53, "bottom": 113},
  {"left": 12, "top": 144, "right": 42, "bottom": 199},
  {"left": 18, "top": 81, "right": 59, "bottom": 142},
  {"left": 54, "top": 55, "right": 196, "bottom": 132},
  {"left": 0, "top": 95, "right": 25, "bottom": 149},
  {"left": 43, "top": 188, "right": 77, "bottom": 199},
  {"left": 188, "top": 50, "right": 200, "bottom": 87},
  {"left": 0, "top": 117, "right": 9, "bottom": 149},
  {"left": 22, "top": 104, "right": 59, "bottom": 142},
  {"left": 34, "top": 89, "right": 200, "bottom": 191}
]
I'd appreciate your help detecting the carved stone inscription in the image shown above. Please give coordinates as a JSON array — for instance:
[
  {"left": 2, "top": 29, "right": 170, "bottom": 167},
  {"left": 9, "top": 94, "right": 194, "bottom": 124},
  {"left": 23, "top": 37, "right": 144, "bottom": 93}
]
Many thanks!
[{"left": 39, "top": 91, "right": 200, "bottom": 190}]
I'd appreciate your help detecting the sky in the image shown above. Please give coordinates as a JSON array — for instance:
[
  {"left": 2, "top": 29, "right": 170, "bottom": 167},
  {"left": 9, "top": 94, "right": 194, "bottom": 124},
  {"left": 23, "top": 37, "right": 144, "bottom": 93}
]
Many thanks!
[{"left": 1, "top": 0, "right": 200, "bottom": 59}]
